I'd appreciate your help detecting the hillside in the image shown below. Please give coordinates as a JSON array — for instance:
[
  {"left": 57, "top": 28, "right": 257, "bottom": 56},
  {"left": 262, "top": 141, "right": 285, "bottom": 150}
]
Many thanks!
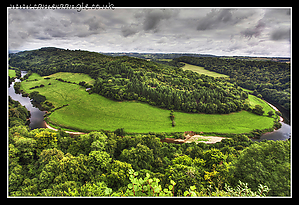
[
  {"left": 9, "top": 47, "right": 249, "bottom": 114},
  {"left": 173, "top": 56, "right": 290, "bottom": 111}
]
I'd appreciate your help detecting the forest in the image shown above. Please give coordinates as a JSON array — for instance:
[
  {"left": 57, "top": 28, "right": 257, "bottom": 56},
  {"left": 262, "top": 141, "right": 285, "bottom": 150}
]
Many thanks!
[
  {"left": 8, "top": 97, "right": 290, "bottom": 196},
  {"left": 172, "top": 56, "right": 290, "bottom": 111}
]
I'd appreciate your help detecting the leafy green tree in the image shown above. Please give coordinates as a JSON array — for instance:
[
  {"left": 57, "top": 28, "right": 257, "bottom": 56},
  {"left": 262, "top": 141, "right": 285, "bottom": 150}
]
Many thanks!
[
  {"left": 252, "top": 105, "right": 264, "bottom": 115},
  {"left": 66, "top": 181, "right": 112, "bottom": 197},
  {"left": 105, "top": 160, "right": 132, "bottom": 190},
  {"left": 14, "top": 137, "right": 37, "bottom": 165},
  {"left": 29, "top": 91, "right": 46, "bottom": 103},
  {"left": 119, "top": 144, "right": 154, "bottom": 170},
  {"left": 68, "top": 132, "right": 107, "bottom": 156},
  {"left": 38, "top": 148, "right": 65, "bottom": 168},
  {"left": 114, "top": 128, "right": 126, "bottom": 136},
  {"left": 113, "top": 169, "right": 178, "bottom": 197},
  {"left": 38, "top": 153, "right": 91, "bottom": 190},
  {"left": 8, "top": 164, "right": 24, "bottom": 194},
  {"left": 165, "top": 155, "right": 205, "bottom": 195},
  {"left": 202, "top": 148, "right": 227, "bottom": 170},
  {"left": 31, "top": 130, "right": 58, "bottom": 154},
  {"left": 232, "top": 140, "right": 290, "bottom": 196},
  {"left": 267, "top": 110, "right": 274, "bottom": 117},
  {"left": 88, "top": 151, "right": 112, "bottom": 182}
]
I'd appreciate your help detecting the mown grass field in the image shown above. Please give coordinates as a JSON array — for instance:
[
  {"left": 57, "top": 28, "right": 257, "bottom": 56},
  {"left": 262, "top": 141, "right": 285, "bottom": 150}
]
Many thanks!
[
  {"left": 9, "top": 69, "right": 16, "bottom": 77},
  {"left": 182, "top": 63, "right": 229, "bottom": 78},
  {"left": 20, "top": 72, "right": 275, "bottom": 133}
]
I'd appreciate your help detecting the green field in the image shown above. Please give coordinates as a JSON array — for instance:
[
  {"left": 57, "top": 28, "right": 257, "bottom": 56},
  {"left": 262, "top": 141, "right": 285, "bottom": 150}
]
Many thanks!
[
  {"left": 9, "top": 69, "right": 16, "bottom": 77},
  {"left": 182, "top": 63, "right": 229, "bottom": 78},
  {"left": 20, "top": 72, "right": 275, "bottom": 133}
]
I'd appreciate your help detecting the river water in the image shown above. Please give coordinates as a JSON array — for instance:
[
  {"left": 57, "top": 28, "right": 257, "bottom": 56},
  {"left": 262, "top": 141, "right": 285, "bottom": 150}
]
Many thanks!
[
  {"left": 8, "top": 71, "right": 291, "bottom": 140},
  {"left": 8, "top": 71, "right": 46, "bottom": 129},
  {"left": 259, "top": 122, "right": 291, "bottom": 141}
]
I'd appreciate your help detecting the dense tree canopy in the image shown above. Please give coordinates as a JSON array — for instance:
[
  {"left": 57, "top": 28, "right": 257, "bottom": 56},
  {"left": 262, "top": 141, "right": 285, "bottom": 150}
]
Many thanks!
[
  {"left": 9, "top": 96, "right": 30, "bottom": 127},
  {"left": 232, "top": 140, "right": 290, "bottom": 196},
  {"left": 173, "top": 56, "right": 290, "bottom": 110}
]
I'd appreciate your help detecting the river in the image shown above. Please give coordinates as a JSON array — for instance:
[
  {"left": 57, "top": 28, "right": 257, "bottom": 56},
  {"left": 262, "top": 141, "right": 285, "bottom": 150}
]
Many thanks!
[
  {"left": 8, "top": 71, "right": 47, "bottom": 129},
  {"left": 8, "top": 71, "right": 291, "bottom": 140}
]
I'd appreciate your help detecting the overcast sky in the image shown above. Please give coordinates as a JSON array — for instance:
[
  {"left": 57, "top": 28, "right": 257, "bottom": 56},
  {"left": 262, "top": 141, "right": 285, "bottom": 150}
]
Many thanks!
[{"left": 8, "top": 7, "right": 291, "bottom": 57}]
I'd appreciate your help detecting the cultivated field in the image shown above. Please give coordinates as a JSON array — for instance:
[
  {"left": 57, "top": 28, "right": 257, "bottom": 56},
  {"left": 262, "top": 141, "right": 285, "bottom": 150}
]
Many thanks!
[
  {"left": 182, "top": 63, "right": 229, "bottom": 78},
  {"left": 20, "top": 72, "right": 275, "bottom": 133}
]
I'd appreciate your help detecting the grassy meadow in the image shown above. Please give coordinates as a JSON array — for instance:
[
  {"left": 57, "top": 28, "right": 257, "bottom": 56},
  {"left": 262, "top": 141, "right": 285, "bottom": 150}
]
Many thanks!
[
  {"left": 9, "top": 69, "right": 16, "bottom": 77},
  {"left": 182, "top": 63, "right": 229, "bottom": 78},
  {"left": 20, "top": 72, "right": 276, "bottom": 133}
]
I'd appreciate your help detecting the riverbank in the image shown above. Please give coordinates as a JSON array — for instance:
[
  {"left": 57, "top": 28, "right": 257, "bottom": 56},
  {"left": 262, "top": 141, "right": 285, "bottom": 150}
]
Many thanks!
[{"left": 262, "top": 99, "right": 283, "bottom": 122}]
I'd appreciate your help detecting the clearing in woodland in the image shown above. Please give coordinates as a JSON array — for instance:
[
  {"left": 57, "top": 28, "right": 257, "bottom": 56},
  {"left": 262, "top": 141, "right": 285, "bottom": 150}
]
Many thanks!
[{"left": 181, "top": 63, "right": 229, "bottom": 78}]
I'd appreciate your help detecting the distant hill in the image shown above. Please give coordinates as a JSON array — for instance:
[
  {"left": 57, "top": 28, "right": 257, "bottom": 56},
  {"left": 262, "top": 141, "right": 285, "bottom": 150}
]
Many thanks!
[
  {"left": 100, "top": 52, "right": 216, "bottom": 59},
  {"left": 101, "top": 52, "right": 290, "bottom": 63}
]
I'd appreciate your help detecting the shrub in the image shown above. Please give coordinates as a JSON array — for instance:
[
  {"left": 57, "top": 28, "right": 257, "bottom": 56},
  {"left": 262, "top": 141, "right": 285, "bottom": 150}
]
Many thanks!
[{"left": 172, "top": 120, "right": 176, "bottom": 127}]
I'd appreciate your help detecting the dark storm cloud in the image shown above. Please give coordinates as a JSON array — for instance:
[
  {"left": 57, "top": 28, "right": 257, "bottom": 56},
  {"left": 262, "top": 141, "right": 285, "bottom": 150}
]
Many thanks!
[
  {"left": 121, "top": 24, "right": 138, "bottom": 37},
  {"left": 195, "top": 9, "right": 254, "bottom": 31},
  {"left": 241, "top": 20, "right": 266, "bottom": 39},
  {"left": 8, "top": 8, "right": 291, "bottom": 57},
  {"left": 8, "top": 9, "right": 107, "bottom": 48},
  {"left": 271, "top": 28, "right": 290, "bottom": 41},
  {"left": 84, "top": 16, "right": 104, "bottom": 31},
  {"left": 119, "top": 9, "right": 178, "bottom": 37},
  {"left": 197, "top": 9, "right": 233, "bottom": 30},
  {"left": 142, "top": 9, "right": 175, "bottom": 31}
]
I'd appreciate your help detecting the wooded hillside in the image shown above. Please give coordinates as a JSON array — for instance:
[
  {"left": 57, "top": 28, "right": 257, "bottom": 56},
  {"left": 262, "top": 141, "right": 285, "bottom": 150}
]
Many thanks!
[
  {"left": 173, "top": 56, "right": 290, "bottom": 110},
  {"left": 9, "top": 47, "right": 250, "bottom": 114}
]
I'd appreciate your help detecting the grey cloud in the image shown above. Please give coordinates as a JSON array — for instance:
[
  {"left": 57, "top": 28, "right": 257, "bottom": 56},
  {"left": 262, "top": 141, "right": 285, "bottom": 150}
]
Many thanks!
[
  {"left": 8, "top": 8, "right": 291, "bottom": 57},
  {"left": 45, "top": 28, "right": 67, "bottom": 38},
  {"left": 142, "top": 9, "right": 176, "bottom": 31},
  {"left": 271, "top": 28, "right": 290, "bottom": 41},
  {"left": 120, "top": 9, "right": 178, "bottom": 37},
  {"left": 263, "top": 8, "right": 291, "bottom": 21},
  {"left": 60, "top": 19, "right": 72, "bottom": 27},
  {"left": 241, "top": 20, "right": 265, "bottom": 39},
  {"left": 121, "top": 25, "right": 138, "bottom": 37},
  {"left": 196, "top": 9, "right": 234, "bottom": 31},
  {"left": 84, "top": 16, "right": 104, "bottom": 31}
]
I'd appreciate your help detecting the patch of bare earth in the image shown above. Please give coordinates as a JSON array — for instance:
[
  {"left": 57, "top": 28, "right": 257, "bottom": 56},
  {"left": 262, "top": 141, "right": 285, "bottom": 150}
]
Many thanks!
[{"left": 185, "top": 135, "right": 226, "bottom": 144}]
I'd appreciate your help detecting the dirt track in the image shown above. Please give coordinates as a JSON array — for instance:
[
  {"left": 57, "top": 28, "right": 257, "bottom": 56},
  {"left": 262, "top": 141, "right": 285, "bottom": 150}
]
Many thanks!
[{"left": 44, "top": 122, "right": 86, "bottom": 135}]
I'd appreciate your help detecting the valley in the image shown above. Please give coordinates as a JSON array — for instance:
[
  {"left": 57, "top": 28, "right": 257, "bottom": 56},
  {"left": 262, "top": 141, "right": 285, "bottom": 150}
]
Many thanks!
[
  {"left": 8, "top": 47, "right": 291, "bottom": 197},
  {"left": 19, "top": 72, "right": 275, "bottom": 134}
]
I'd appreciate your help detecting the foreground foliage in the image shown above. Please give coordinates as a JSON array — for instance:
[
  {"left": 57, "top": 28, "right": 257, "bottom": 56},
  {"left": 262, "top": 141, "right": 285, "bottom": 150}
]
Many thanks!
[{"left": 8, "top": 122, "right": 290, "bottom": 196}]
